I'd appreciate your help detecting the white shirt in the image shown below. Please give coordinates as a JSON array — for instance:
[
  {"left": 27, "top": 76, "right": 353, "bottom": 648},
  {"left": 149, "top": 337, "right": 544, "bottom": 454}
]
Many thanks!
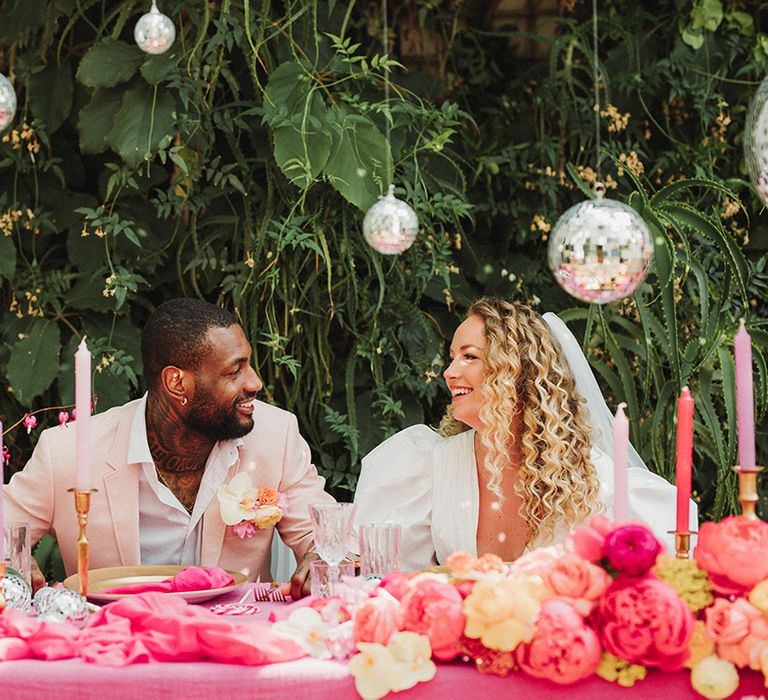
[
  {"left": 126, "top": 394, "right": 243, "bottom": 566},
  {"left": 353, "top": 424, "right": 696, "bottom": 571}
]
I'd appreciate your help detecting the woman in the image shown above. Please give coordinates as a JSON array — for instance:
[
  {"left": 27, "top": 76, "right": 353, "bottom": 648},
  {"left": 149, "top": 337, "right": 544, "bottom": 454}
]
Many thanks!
[{"left": 353, "top": 298, "right": 693, "bottom": 571}]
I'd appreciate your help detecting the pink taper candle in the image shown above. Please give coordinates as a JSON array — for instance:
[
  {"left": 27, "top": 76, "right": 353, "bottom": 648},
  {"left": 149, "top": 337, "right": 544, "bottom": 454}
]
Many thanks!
[
  {"left": 734, "top": 319, "right": 756, "bottom": 471},
  {"left": 675, "top": 387, "right": 694, "bottom": 533},
  {"left": 0, "top": 419, "right": 4, "bottom": 562},
  {"left": 613, "top": 403, "right": 629, "bottom": 523},
  {"left": 75, "top": 338, "right": 92, "bottom": 490}
]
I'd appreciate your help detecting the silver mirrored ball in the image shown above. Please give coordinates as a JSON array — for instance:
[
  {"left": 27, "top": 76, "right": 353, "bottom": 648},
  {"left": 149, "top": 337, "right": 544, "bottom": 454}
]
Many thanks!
[
  {"left": 0, "top": 73, "right": 17, "bottom": 133},
  {"left": 362, "top": 184, "right": 419, "bottom": 255},
  {"left": 35, "top": 587, "right": 89, "bottom": 626},
  {"left": 2, "top": 572, "right": 32, "bottom": 612},
  {"left": 745, "top": 76, "right": 768, "bottom": 206},
  {"left": 134, "top": 1, "right": 176, "bottom": 55},
  {"left": 547, "top": 193, "right": 653, "bottom": 304}
]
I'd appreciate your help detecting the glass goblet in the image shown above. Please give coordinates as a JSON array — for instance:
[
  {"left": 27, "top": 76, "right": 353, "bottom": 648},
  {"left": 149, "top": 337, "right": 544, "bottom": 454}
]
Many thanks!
[{"left": 309, "top": 503, "right": 356, "bottom": 596}]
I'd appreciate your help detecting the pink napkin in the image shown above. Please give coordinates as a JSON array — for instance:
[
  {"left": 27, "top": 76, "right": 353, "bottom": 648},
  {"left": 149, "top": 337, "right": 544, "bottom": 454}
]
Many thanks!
[{"left": 101, "top": 566, "right": 235, "bottom": 594}]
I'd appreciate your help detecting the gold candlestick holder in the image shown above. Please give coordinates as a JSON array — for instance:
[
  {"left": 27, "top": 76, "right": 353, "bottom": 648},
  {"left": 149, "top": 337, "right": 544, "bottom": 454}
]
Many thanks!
[
  {"left": 667, "top": 530, "right": 697, "bottom": 559},
  {"left": 732, "top": 466, "right": 763, "bottom": 520},
  {"left": 68, "top": 488, "right": 97, "bottom": 596}
]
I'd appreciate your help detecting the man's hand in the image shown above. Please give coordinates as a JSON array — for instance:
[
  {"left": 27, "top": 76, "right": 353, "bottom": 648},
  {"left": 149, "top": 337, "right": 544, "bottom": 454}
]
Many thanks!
[
  {"left": 282, "top": 551, "right": 320, "bottom": 600},
  {"left": 31, "top": 558, "right": 46, "bottom": 593}
]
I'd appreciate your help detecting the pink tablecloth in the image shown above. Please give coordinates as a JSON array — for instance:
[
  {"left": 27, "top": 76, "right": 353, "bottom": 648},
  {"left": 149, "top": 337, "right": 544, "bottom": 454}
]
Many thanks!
[{"left": 0, "top": 586, "right": 764, "bottom": 700}]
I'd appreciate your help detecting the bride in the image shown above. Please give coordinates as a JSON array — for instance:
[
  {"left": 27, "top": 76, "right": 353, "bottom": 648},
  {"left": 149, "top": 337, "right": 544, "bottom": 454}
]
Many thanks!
[{"left": 353, "top": 297, "right": 694, "bottom": 571}]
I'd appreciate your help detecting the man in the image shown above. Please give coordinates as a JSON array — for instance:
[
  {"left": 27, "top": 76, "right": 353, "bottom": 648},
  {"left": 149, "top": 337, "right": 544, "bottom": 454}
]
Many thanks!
[{"left": 4, "top": 298, "right": 335, "bottom": 598}]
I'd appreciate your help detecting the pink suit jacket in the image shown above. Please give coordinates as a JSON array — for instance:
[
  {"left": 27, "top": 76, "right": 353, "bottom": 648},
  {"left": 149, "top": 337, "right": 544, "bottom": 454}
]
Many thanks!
[{"left": 3, "top": 398, "right": 336, "bottom": 581}]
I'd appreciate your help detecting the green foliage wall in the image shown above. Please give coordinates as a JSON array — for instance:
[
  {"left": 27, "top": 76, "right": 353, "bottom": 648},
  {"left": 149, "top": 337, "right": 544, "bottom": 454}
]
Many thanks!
[{"left": 1, "top": 0, "right": 767, "bottom": 521}]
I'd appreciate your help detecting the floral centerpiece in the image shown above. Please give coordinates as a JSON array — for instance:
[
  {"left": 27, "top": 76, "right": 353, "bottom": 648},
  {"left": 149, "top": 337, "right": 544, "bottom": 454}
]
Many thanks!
[{"left": 268, "top": 515, "right": 768, "bottom": 700}]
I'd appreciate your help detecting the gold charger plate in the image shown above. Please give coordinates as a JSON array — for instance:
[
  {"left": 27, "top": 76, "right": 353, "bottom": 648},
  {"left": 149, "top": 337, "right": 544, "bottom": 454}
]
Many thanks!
[{"left": 63, "top": 565, "right": 247, "bottom": 604}]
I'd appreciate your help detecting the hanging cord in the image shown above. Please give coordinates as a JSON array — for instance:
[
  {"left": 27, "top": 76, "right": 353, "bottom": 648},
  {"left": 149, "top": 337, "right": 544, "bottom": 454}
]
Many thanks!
[
  {"left": 383, "top": 0, "right": 393, "bottom": 190},
  {"left": 592, "top": 0, "right": 602, "bottom": 188}
]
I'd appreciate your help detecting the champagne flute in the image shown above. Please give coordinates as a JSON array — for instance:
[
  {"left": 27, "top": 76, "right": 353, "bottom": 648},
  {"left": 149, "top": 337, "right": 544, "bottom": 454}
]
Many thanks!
[{"left": 309, "top": 503, "right": 356, "bottom": 596}]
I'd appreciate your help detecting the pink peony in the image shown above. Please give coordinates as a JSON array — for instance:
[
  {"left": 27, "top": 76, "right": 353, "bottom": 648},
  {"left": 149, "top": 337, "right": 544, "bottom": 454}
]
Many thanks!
[
  {"left": 694, "top": 516, "right": 768, "bottom": 595},
  {"left": 705, "top": 598, "right": 768, "bottom": 670},
  {"left": 353, "top": 594, "right": 402, "bottom": 645},
  {"left": 507, "top": 545, "right": 564, "bottom": 579},
  {"left": 379, "top": 572, "right": 412, "bottom": 601},
  {"left": 542, "top": 553, "right": 612, "bottom": 616},
  {"left": 515, "top": 599, "right": 601, "bottom": 684},
  {"left": 567, "top": 515, "right": 614, "bottom": 562},
  {"left": 604, "top": 524, "right": 662, "bottom": 576},
  {"left": 596, "top": 575, "right": 694, "bottom": 671},
  {"left": 400, "top": 579, "right": 465, "bottom": 661}
]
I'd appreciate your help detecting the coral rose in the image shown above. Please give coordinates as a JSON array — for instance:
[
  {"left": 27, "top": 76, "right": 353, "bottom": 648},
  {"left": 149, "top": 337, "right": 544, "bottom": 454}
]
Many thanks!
[
  {"left": 258, "top": 486, "right": 280, "bottom": 506},
  {"left": 354, "top": 594, "right": 403, "bottom": 646},
  {"left": 515, "top": 599, "right": 601, "bottom": 684},
  {"left": 567, "top": 515, "right": 614, "bottom": 562},
  {"left": 445, "top": 551, "right": 476, "bottom": 575},
  {"left": 400, "top": 579, "right": 465, "bottom": 661},
  {"left": 705, "top": 597, "right": 768, "bottom": 669},
  {"left": 596, "top": 576, "right": 694, "bottom": 671},
  {"left": 463, "top": 577, "right": 541, "bottom": 652},
  {"left": 694, "top": 516, "right": 768, "bottom": 595},
  {"left": 542, "top": 553, "right": 612, "bottom": 616},
  {"left": 604, "top": 524, "right": 662, "bottom": 576}
]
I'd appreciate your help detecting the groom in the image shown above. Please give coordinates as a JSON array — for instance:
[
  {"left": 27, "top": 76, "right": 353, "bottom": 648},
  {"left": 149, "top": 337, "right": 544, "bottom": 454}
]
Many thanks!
[{"left": 4, "top": 298, "right": 334, "bottom": 598}]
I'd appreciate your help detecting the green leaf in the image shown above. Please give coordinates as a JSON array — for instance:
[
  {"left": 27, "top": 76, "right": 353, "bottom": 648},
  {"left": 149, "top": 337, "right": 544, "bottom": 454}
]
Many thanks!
[
  {"left": 6, "top": 319, "right": 61, "bottom": 402},
  {"left": 78, "top": 88, "right": 123, "bottom": 154},
  {"left": 264, "top": 61, "right": 331, "bottom": 189},
  {"left": 140, "top": 52, "right": 178, "bottom": 84},
  {"left": 325, "top": 108, "right": 391, "bottom": 211},
  {"left": 0, "top": 236, "right": 16, "bottom": 279},
  {"left": 107, "top": 85, "right": 176, "bottom": 169},
  {"left": 28, "top": 60, "right": 73, "bottom": 132},
  {"left": 76, "top": 38, "right": 144, "bottom": 88}
]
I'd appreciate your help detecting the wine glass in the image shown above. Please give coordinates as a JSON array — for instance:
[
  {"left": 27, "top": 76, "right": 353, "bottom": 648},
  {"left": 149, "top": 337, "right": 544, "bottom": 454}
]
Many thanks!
[{"left": 309, "top": 503, "right": 356, "bottom": 596}]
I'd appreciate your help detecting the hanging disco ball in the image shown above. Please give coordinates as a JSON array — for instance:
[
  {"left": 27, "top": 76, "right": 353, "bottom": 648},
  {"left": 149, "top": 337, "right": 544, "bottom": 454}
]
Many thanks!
[
  {"left": 134, "top": 0, "right": 176, "bottom": 55},
  {"left": 547, "top": 185, "right": 653, "bottom": 304},
  {"left": 745, "top": 76, "right": 768, "bottom": 207},
  {"left": 362, "top": 184, "right": 419, "bottom": 255},
  {"left": 0, "top": 73, "right": 17, "bottom": 133}
]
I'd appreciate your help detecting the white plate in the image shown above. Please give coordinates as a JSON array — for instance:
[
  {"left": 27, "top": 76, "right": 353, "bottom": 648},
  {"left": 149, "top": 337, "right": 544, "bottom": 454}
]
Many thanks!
[{"left": 63, "top": 565, "right": 247, "bottom": 604}]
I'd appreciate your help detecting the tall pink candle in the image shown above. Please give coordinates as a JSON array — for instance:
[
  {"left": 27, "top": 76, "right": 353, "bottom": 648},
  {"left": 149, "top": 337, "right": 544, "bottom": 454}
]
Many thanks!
[
  {"left": 675, "top": 387, "right": 694, "bottom": 533},
  {"left": 613, "top": 403, "right": 629, "bottom": 523},
  {"left": 734, "top": 319, "right": 756, "bottom": 471},
  {"left": 75, "top": 338, "right": 92, "bottom": 491},
  {"left": 0, "top": 419, "right": 4, "bottom": 562}
]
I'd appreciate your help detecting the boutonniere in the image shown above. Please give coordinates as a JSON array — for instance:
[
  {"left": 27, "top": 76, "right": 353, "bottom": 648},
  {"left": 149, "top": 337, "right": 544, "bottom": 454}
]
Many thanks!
[{"left": 217, "top": 472, "right": 287, "bottom": 539}]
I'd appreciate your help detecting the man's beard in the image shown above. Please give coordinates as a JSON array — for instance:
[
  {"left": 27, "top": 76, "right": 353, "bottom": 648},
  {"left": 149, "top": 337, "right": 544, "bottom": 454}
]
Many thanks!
[{"left": 182, "top": 386, "right": 255, "bottom": 441}]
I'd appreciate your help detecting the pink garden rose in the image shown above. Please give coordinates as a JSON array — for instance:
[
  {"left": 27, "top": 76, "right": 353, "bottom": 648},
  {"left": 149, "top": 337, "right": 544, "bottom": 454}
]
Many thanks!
[
  {"left": 596, "top": 576, "right": 694, "bottom": 671},
  {"left": 604, "top": 524, "right": 663, "bottom": 576},
  {"left": 401, "top": 579, "right": 465, "bottom": 661},
  {"left": 567, "top": 515, "right": 614, "bottom": 562},
  {"left": 515, "top": 599, "right": 601, "bottom": 684},
  {"left": 694, "top": 516, "right": 768, "bottom": 595},
  {"left": 705, "top": 598, "right": 768, "bottom": 669},
  {"left": 353, "top": 594, "right": 402, "bottom": 645},
  {"left": 542, "top": 553, "right": 612, "bottom": 616}
]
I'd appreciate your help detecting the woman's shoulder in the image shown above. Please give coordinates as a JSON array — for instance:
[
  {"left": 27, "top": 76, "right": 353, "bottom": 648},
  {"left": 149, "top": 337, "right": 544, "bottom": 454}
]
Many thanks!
[{"left": 362, "top": 424, "right": 442, "bottom": 463}]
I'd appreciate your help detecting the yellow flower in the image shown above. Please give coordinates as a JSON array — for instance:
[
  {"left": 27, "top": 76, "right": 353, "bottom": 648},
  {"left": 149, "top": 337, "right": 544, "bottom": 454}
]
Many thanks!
[
  {"left": 749, "top": 580, "right": 768, "bottom": 614},
  {"left": 596, "top": 652, "right": 647, "bottom": 687},
  {"left": 349, "top": 643, "right": 401, "bottom": 700},
  {"left": 653, "top": 553, "right": 713, "bottom": 613},
  {"left": 388, "top": 632, "right": 437, "bottom": 691},
  {"left": 690, "top": 655, "right": 740, "bottom": 700},
  {"left": 252, "top": 504, "right": 283, "bottom": 529},
  {"left": 463, "top": 577, "right": 540, "bottom": 652},
  {"left": 685, "top": 620, "right": 716, "bottom": 669}
]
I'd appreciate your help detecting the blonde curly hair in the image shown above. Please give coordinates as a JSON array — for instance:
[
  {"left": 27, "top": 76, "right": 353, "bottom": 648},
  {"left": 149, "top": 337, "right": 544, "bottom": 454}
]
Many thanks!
[{"left": 439, "top": 297, "right": 601, "bottom": 544}]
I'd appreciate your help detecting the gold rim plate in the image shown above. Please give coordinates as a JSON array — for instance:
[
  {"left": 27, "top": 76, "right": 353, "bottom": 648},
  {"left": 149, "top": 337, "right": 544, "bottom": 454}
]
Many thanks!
[{"left": 63, "top": 565, "right": 248, "bottom": 604}]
